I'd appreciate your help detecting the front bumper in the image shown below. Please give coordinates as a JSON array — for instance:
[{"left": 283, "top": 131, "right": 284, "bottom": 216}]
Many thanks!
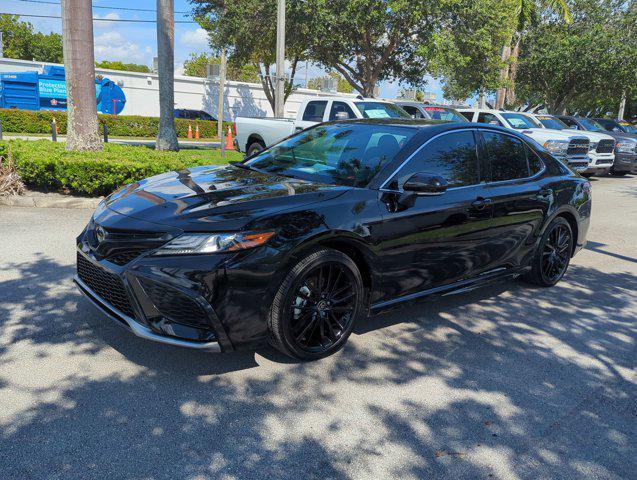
[
  {"left": 613, "top": 152, "right": 637, "bottom": 173},
  {"left": 74, "top": 275, "right": 222, "bottom": 352},
  {"left": 580, "top": 152, "right": 614, "bottom": 174}
]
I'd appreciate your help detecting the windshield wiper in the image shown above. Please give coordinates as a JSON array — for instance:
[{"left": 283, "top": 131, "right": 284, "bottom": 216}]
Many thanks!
[{"left": 230, "top": 161, "right": 260, "bottom": 173}]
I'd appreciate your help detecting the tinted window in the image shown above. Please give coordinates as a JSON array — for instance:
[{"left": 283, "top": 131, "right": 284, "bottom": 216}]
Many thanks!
[
  {"left": 302, "top": 101, "right": 327, "bottom": 122},
  {"left": 402, "top": 105, "right": 425, "bottom": 118},
  {"left": 578, "top": 118, "right": 606, "bottom": 132},
  {"left": 527, "top": 146, "right": 544, "bottom": 175},
  {"left": 477, "top": 112, "right": 502, "bottom": 126},
  {"left": 394, "top": 131, "right": 479, "bottom": 188},
  {"left": 482, "top": 132, "right": 529, "bottom": 181},
  {"left": 460, "top": 111, "right": 474, "bottom": 121},
  {"left": 246, "top": 123, "right": 416, "bottom": 187},
  {"left": 329, "top": 101, "right": 356, "bottom": 121}
]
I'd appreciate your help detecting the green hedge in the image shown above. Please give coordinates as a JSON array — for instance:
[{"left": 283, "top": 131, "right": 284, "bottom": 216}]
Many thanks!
[
  {"left": 0, "top": 140, "right": 242, "bottom": 197},
  {"left": 0, "top": 108, "right": 232, "bottom": 138}
]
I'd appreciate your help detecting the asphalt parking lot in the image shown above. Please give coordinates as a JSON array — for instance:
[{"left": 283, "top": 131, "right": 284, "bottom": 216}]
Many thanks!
[{"left": 1, "top": 175, "right": 635, "bottom": 480}]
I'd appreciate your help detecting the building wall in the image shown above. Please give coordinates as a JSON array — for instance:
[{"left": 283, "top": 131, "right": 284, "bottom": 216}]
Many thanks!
[{"left": 0, "top": 57, "right": 356, "bottom": 120}]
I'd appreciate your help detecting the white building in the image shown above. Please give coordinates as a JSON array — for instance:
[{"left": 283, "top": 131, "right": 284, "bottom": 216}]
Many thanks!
[{"left": 0, "top": 57, "right": 356, "bottom": 120}]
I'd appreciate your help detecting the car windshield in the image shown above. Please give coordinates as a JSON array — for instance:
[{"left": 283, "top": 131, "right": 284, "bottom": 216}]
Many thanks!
[
  {"left": 501, "top": 113, "right": 540, "bottom": 129},
  {"left": 423, "top": 106, "right": 467, "bottom": 122},
  {"left": 618, "top": 122, "right": 637, "bottom": 134},
  {"left": 245, "top": 123, "right": 416, "bottom": 187},
  {"left": 536, "top": 115, "right": 568, "bottom": 130},
  {"left": 356, "top": 102, "right": 410, "bottom": 119},
  {"left": 578, "top": 118, "right": 606, "bottom": 132}
]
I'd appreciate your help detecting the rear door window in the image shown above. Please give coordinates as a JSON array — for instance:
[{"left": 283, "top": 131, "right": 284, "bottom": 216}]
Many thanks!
[
  {"left": 482, "top": 132, "right": 530, "bottom": 181},
  {"left": 477, "top": 112, "right": 503, "bottom": 126},
  {"left": 391, "top": 131, "right": 479, "bottom": 188},
  {"left": 402, "top": 105, "right": 426, "bottom": 119},
  {"left": 329, "top": 101, "right": 356, "bottom": 121},
  {"left": 302, "top": 101, "right": 328, "bottom": 122}
]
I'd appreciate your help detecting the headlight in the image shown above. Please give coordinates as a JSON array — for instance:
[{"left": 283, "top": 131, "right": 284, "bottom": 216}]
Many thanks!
[
  {"left": 588, "top": 142, "right": 598, "bottom": 151},
  {"left": 543, "top": 140, "right": 569, "bottom": 155},
  {"left": 616, "top": 141, "right": 637, "bottom": 153},
  {"left": 152, "top": 232, "right": 274, "bottom": 256}
]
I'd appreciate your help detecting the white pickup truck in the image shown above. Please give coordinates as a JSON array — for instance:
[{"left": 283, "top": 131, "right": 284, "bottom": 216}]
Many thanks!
[
  {"left": 458, "top": 108, "right": 591, "bottom": 172},
  {"left": 234, "top": 97, "right": 410, "bottom": 156}
]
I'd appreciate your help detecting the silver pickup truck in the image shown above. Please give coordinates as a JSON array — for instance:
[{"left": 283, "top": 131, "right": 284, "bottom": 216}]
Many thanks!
[{"left": 234, "top": 97, "right": 410, "bottom": 156}]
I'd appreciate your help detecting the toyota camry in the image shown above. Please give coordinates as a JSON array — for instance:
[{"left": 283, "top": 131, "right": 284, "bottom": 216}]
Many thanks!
[{"left": 75, "top": 119, "right": 591, "bottom": 360}]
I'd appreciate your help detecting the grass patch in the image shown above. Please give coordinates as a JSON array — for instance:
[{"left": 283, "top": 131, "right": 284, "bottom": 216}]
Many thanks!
[{"left": 0, "top": 140, "right": 242, "bottom": 197}]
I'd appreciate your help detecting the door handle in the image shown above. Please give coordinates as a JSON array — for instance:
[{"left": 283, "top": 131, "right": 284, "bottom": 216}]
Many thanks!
[{"left": 471, "top": 197, "right": 493, "bottom": 210}]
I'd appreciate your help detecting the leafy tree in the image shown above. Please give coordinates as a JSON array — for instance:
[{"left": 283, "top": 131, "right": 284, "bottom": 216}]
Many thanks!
[
  {"left": 306, "top": 72, "right": 354, "bottom": 93},
  {"left": 192, "top": 0, "right": 313, "bottom": 111},
  {"left": 182, "top": 53, "right": 259, "bottom": 82},
  {"left": 303, "top": 0, "right": 439, "bottom": 97},
  {"left": 516, "top": 0, "right": 636, "bottom": 114},
  {"left": 427, "top": 0, "right": 518, "bottom": 101},
  {"left": 0, "top": 14, "right": 63, "bottom": 63},
  {"left": 95, "top": 60, "right": 151, "bottom": 73}
]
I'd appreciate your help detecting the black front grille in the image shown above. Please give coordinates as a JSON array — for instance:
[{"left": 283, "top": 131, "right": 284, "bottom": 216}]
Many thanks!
[
  {"left": 107, "top": 250, "right": 148, "bottom": 266},
  {"left": 77, "top": 253, "right": 135, "bottom": 317},
  {"left": 567, "top": 139, "right": 589, "bottom": 156},
  {"left": 138, "top": 278, "right": 210, "bottom": 329},
  {"left": 596, "top": 139, "right": 615, "bottom": 154},
  {"left": 87, "top": 224, "right": 169, "bottom": 265}
]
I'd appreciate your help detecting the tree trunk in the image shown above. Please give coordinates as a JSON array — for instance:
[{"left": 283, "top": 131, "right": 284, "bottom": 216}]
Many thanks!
[
  {"left": 495, "top": 44, "right": 511, "bottom": 109},
  {"left": 505, "top": 37, "right": 521, "bottom": 106},
  {"left": 156, "top": 0, "right": 178, "bottom": 151},
  {"left": 61, "top": 0, "right": 102, "bottom": 151}
]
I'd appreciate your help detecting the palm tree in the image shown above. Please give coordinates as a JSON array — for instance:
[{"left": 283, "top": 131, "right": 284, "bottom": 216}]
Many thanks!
[
  {"left": 156, "top": 0, "right": 179, "bottom": 151},
  {"left": 495, "top": 0, "right": 572, "bottom": 108}
]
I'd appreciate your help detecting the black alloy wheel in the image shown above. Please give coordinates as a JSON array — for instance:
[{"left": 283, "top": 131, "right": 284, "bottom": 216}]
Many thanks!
[
  {"left": 268, "top": 248, "right": 363, "bottom": 360},
  {"left": 525, "top": 217, "right": 573, "bottom": 287}
]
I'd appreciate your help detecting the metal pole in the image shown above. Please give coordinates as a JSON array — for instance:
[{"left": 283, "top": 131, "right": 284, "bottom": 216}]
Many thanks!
[
  {"left": 274, "top": 0, "right": 286, "bottom": 117},
  {"left": 618, "top": 92, "right": 626, "bottom": 120},
  {"left": 218, "top": 49, "right": 227, "bottom": 157},
  {"left": 0, "top": 32, "right": 4, "bottom": 58}
]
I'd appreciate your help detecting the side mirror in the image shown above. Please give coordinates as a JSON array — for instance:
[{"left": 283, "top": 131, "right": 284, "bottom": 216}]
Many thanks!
[{"left": 403, "top": 172, "right": 447, "bottom": 195}]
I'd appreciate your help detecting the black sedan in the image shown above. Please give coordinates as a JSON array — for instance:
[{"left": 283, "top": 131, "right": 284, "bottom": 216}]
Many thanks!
[{"left": 75, "top": 119, "right": 591, "bottom": 360}]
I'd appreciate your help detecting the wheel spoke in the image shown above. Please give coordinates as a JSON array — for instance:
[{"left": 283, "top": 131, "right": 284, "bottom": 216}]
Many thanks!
[
  {"left": 295, "top": 316, "right": 317, "bottom": 342},
  {"left": 332, "top": 292, "right": 354, "bottom": 305}
]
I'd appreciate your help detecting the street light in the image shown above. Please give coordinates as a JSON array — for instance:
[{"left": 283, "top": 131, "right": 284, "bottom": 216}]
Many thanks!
[{"left": 274, "top": 0, "right": 285, "bottom": 117}]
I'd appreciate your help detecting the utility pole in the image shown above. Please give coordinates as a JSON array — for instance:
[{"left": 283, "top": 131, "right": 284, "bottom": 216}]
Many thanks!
[
  {"left": 61, "top": 0, "right": 102, "bottom": 151},
  {"left": 218, "top": 49, "right": 227, "bottom": 157},
  {"left": 274, "top": 0, "right": 286, "bottom": 117},
  {"left": 156, "top": 0, "right": 179, "bottom": 151}
]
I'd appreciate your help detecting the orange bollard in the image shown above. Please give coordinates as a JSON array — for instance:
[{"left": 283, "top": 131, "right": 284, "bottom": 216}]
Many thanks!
[
  {"left": 195, "top": 125, "right": 200, "bottom": 140},
  {"left": 187, "top": 124, "right": 193, "bottom": 139},
  {"left": 225, "top": 125, "right": 234, "bottom": 150}
]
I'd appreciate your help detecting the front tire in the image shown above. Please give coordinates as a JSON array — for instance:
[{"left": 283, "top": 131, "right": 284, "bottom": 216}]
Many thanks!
[
  {"left": 610, "top": 168, "right": 627, "bottom": 176},
  {"left": 246, "top": 141, "right": 265, "bottom": 157},
  {"left": 524, "top": 217, "right": 573, "bottom": 287},
  {"left": 268, "top": 248, "right": 364, "bottom": 360}
]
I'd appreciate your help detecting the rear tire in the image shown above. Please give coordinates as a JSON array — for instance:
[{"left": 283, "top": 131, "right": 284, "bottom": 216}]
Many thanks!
[
  {"left": 524, "top": 217, "right": 573, "bottom": 287},
  {"left": 581, "top": 172, "right": 594, "bottom": 178},
  {"left": 268, "top": 248, "right": 364, "bottom": 360},
  {"left": 246, "top": 141, "right": 265, "bottom": 157}
]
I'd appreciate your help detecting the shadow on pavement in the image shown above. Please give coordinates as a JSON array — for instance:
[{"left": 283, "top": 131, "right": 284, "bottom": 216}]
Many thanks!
[{"left": 0, "top": 255, "right": 635, "bottom": 479}]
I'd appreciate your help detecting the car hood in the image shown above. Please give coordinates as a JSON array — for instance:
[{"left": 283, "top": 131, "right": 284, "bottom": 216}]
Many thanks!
[
  {"left": 104, "top": 164, "right": 348, "bottom": 231},
  {"left": 563, "top": 129, "right": 614, "bottom": 142},
  {"left": 521, "top": 128, "right": 586, "bottom": 141}
]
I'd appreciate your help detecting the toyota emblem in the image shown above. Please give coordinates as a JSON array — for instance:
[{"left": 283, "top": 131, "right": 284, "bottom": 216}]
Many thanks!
[{"left": 95, "top": 226, "right": 106, "bottom": 243}]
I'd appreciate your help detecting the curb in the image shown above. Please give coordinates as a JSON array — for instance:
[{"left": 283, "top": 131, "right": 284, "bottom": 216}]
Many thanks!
[{"left": 0, "top": 195, "right": 103, "bottom": 210}]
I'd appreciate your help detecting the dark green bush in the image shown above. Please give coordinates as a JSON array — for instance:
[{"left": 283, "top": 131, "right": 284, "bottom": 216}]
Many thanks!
[
  {"left": 0, "top": 108, "right": 232, "bottom": 138},
  {"left": 2, "top": 140, "right": 242, "bottom": 197}
]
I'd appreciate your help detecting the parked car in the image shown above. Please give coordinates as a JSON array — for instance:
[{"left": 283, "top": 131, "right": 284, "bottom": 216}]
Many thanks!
[
  {"left": 393, "top": 101, "right": 468, "bottom": 122},
  {"left": 234, "top": 97, "right": 410, "bottom": 156},
  {"left": 75, "top": 119, "right": 591, "bottom": 360},
  {"left": 174, "top": 109, "right": 216, "bottom": 121},
  {"left": 458, "top": 108, "right": 590, "bottom": 172},
  {"left": 558, "top": 116, "right": 637, "bottom": 176},
  {"left": 594, "top": 118, "right": 637, "bottom": 135},
  {"left": 527, "top": 114, "right": 615, "bottom": 177}
]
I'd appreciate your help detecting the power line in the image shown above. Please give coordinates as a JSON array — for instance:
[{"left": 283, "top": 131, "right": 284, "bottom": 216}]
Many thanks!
[
  {"left": 13, "top": 0, "right": 190, "bottom": 14},
  {"left": 1, "top": 12, "right": 197, "bottom": 23}
]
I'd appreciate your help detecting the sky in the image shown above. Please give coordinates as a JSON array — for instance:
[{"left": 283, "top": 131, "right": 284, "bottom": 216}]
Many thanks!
[{"left": 3, "top": 0, "right": 445, "bottom": 101}]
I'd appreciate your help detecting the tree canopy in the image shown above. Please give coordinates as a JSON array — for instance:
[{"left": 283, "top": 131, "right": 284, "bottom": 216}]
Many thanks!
[
  {"left": 516, "top": 0, "right": 637, "bottom": 114},
  {"left": 307, "top": 72, "right": 354, "bottom": 93},
  {"left": 182, "top": 53, "right": 259, "bottom": 82},
  {"left": 0, "top": 14, "right": 63, "bottom": 63}
]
